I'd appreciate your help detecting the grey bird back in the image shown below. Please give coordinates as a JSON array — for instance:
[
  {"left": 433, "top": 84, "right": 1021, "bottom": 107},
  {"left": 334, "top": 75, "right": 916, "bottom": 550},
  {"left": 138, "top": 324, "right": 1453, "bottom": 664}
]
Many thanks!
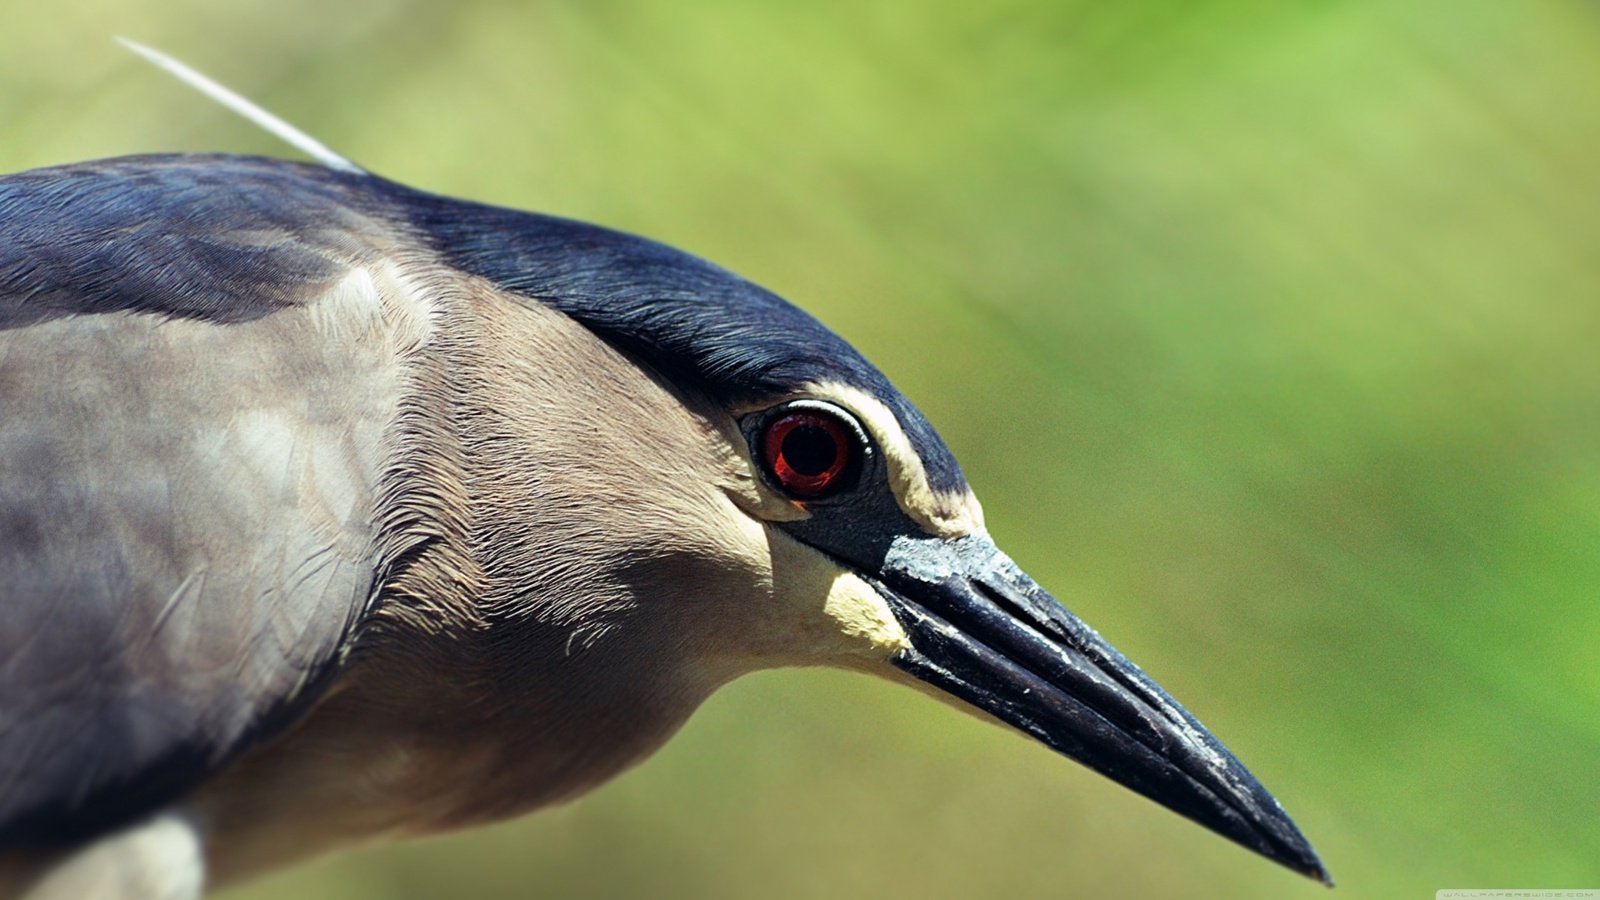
[{"left": 0, "top": 156, "right": 405, "bottom": 846}]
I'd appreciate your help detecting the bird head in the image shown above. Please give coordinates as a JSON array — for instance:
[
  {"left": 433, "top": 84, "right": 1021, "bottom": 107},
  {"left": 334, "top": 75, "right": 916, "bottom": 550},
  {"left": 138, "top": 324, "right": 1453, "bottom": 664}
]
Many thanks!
[{"left": 391, "top": 180, "right": 1329, "bottom": 884}]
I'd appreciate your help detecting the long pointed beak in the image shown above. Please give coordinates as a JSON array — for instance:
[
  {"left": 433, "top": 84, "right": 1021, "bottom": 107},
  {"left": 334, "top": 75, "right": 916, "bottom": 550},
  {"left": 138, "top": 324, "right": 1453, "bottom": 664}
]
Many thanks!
[{"left": 871, "top": 534, "right": 1331, "bottom": 884}]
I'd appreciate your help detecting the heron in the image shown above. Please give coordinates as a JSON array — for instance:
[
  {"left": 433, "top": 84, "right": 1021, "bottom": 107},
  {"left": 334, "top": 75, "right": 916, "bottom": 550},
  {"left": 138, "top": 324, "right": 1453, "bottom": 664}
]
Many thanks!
[{"left": 0, "top": 45, "right": 1330, "bottom": 899}]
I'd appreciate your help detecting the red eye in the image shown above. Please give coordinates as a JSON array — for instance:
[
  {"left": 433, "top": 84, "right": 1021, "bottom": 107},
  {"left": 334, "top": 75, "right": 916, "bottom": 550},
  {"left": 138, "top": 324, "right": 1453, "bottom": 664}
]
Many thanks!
[{"left": 761, "top": 409, "right": 858, "bottom": 499}]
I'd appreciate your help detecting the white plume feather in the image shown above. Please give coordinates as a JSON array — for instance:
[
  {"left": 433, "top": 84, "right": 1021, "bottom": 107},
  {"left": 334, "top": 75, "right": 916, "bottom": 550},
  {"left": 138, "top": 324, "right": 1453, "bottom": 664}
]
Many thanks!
[{"left": 116, "top": 37, "right": 364, "bottom": 174}]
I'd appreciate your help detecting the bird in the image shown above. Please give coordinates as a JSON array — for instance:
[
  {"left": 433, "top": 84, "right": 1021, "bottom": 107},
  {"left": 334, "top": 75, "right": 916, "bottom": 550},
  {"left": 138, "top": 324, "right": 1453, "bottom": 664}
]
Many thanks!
[{"left": 0, "top": 45, "right": 1330, "bottom": 900}]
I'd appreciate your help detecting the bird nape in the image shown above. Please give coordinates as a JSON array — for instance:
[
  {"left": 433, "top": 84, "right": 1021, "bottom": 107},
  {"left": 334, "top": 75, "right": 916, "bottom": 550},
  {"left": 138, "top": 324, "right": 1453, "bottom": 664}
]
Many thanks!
[{"left": 0, "top": 152, "right": 1330, "bottom": 898}]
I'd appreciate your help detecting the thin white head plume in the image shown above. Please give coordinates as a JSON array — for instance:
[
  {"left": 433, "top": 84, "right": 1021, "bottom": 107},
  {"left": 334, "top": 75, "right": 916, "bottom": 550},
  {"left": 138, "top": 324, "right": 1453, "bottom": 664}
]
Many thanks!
[{"left": 116, "top": 38, "right": 364, "bottom": 174}]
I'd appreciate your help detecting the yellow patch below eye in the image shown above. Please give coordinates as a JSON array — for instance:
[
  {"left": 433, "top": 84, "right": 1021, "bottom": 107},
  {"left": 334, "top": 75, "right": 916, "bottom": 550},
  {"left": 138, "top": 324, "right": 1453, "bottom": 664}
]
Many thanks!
[
  {"left": 822, "top": 571, "right": 911, "bottom": 656},
  {"left": 740, "top": 526, "right": 910, "bottom": 668}
]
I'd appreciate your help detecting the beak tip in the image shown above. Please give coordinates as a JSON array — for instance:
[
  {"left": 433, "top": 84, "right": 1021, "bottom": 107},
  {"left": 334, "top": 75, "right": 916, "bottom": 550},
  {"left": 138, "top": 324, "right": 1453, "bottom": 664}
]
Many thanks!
[
  {"left": 1309, "top": 862, "right": 1336, "bottom": 888},
  {"left": 1245, "top": 790, "right": 1332, "bottom": 885},
  {"left": 1272, "top": 823, "right": 1333, "bottom": 886},
  {"left": 1304, "top": 852, "right": 1336, "bottom": 888}
]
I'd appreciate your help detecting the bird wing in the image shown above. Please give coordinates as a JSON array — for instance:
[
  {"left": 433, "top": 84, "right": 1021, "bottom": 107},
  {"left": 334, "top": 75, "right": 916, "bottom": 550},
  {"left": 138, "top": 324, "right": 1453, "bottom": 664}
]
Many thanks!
[{"left": 0, "top": 156, "right": 420, "bottom": 845}]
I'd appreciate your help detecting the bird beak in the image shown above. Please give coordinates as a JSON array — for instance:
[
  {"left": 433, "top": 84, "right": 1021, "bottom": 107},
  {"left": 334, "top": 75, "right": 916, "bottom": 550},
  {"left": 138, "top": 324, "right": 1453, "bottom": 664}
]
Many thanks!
[{"left": 870, "top": 534, "right": 1331, "bottom": 884}]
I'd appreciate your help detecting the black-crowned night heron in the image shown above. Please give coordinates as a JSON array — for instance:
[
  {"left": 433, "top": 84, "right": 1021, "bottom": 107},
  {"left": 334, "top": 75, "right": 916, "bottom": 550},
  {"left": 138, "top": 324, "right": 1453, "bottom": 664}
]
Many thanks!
[{"left": 0, "top": 46, "right": 1329, "bottom": 899}]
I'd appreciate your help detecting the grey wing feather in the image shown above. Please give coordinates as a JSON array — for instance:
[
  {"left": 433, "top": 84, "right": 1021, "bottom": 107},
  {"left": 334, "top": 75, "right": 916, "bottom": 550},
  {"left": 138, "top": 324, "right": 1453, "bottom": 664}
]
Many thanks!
[{"left": 0, "top": 155, "right": 416, "bottom": 845}]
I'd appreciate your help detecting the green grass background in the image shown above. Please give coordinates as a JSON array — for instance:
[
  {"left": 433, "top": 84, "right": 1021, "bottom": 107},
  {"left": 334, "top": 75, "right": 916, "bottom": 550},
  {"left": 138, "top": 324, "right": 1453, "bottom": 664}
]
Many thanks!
[{"left": 5, "top": 1, "right": 1598, "bottom": 897}]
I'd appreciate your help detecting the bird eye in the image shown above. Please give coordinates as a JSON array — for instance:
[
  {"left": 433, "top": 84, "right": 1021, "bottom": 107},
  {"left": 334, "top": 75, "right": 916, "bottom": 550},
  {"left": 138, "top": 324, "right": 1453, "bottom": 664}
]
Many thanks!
[{"left": 759, "top": 405, "right": 862, "bottom": 500}]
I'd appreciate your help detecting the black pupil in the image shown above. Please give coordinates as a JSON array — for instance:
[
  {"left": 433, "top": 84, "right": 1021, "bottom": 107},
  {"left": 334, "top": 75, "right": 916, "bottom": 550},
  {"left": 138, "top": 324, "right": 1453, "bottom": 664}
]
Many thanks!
[{"left": 781, "top": 423, "right": 839, "bottom": 476}]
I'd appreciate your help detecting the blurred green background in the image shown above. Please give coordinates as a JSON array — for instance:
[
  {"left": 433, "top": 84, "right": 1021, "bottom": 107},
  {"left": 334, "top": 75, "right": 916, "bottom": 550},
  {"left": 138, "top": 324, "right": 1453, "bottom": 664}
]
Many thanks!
[{"left": 5, "top": 1, "right": 1598, "bottom": 897}]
